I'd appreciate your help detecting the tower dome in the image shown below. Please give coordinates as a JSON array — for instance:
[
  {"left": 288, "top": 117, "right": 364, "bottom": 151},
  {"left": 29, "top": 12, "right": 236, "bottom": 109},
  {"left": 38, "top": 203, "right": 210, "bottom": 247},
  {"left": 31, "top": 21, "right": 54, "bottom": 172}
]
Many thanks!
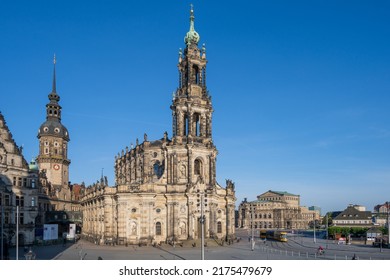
[
  {"left": 184, "top": 5, "right": 200, "bottom": 46},
  {"left": 37, "top": 55, "right": 70, "bottom": 142}
]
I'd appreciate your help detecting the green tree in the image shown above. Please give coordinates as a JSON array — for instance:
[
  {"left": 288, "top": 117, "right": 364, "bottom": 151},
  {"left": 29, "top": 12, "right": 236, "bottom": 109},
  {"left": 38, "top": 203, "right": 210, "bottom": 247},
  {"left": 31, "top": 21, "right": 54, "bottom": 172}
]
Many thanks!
[{"left": 322, "top": 212, "right": 333, "bottom": 227}]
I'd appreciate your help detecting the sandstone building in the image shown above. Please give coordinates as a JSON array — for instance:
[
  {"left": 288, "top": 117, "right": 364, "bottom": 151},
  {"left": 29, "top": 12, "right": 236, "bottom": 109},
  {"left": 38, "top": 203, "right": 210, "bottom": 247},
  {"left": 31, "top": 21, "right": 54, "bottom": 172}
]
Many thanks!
[
  {"left": 238, "top": 190, "right": 320, "bottom": 230},
  {"left": 0, "top": 113, "right": 39, "bottom": 246},
  {"left": 80, "top": 8, "right": 236, "bottom": 245}
]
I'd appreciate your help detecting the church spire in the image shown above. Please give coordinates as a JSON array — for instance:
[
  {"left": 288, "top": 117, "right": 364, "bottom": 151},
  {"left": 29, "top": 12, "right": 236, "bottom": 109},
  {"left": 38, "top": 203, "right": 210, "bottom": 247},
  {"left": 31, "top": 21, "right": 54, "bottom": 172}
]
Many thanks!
[
  {"left": 46, "top": 55, "right": 61, "bottom": 121},
  {"left": 184, "top": 4, "right": 200, "bottom": 46},
  {"left": 52, "top": 54, "right": 57, "bottom": 93}
]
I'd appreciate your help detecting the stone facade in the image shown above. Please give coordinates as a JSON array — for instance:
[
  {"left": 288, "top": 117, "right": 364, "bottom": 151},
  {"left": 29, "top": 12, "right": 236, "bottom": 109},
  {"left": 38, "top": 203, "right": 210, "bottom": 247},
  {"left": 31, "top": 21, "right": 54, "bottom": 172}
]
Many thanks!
[
  {"left": 0, "top": 113, "right": 39, "bottom": 246},
  {"left": 80, "top": 8, "right": 236, "bottom": 245},
  {"left": 238, "top": 190, "right": 320, "bottom": 230}
]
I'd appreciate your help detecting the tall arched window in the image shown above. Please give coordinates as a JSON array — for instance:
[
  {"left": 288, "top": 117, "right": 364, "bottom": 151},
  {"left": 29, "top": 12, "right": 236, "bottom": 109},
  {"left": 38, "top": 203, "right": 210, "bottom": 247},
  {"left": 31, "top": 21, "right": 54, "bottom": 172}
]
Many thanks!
[
  {"left": 156, "top": 222, "right": 162, "bottom": 236},
  {"left": 193, "top": 65, "right": 200, "bottom": 84},
  {"left": 194, "top": 159, "right": 202, "bottom": 175},
  {"left": 217, "top": 221, "right": 222, "bottom": 234},
  {"left": 173, "top": 113, "right": 177, "bottom": 136},
  {"left": 194, "top": 113, "right": 200, "bottom": 136},
  {"left": 184, "top": 115, "right": 189, "bottom": 136}
]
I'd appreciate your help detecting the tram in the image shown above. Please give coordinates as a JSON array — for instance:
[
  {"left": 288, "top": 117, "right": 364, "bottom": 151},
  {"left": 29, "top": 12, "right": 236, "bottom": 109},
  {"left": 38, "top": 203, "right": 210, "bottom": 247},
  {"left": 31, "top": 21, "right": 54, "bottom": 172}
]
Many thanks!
[{"left": 264, "top": 230, "right": 288, "bottom": 242}]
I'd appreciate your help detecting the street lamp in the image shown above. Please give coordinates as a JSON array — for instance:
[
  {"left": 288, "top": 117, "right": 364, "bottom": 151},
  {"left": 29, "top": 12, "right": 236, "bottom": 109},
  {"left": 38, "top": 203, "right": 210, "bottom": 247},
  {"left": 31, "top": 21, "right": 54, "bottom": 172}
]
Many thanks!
[
  {"left": 1, "top": 205, "right": 3, "bottom": 260},
  {"left": 387, "top": 201, "right": 390, "bottom": 249},
  {"left": 250, "top": 204, "right": 255, "bottom": 251},
  {"left": 313, "top": 213, "right": 316, "bottom": 244},
  {"left": 197, "top": 191, "right": 208, "bottom": 260}
]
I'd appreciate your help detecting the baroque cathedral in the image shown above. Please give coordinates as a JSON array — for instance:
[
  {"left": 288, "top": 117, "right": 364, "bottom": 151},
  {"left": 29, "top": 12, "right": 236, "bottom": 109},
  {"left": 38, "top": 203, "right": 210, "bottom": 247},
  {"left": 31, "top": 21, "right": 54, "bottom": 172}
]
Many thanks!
[{"left": 80, "top": 8, "right": 237, "bottom": 245}]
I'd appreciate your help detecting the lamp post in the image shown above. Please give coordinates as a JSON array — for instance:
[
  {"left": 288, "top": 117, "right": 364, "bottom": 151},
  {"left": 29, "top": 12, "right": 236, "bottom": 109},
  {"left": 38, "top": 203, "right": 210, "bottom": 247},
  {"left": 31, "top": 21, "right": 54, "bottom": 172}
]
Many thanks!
[
  {"left": 326, "top": 214, "right": 329, "bottom": 249},
  {"left": 250, "top": 204, "right": 254, "bottom": 251},
  {"left": 387, "top": 201, "right": 389, "bottom": 249},
  {"left": 197, "top": 190, "right": 208, "bottom": 260},
  {"left": 200, "top": 193, "right": 205, "bottom": 260},
  {"left": 313, "top": 213, "right": 316, "bottom": 244},
  {"left": 16, "top": 206, "right": 19, "bottom": 260},
  {"left": 1, "top": 205, "right": 3, "bottom": 260}
]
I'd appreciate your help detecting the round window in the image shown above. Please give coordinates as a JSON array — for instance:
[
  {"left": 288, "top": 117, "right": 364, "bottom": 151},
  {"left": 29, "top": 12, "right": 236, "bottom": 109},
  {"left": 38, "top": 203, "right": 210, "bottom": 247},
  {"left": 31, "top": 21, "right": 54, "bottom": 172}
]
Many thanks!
[
  {"left": 156, "top": 208, "right": 161, "bottom": 213},
  {"left": 54, "top": 128, "right": 60, "bottom": 133},
  {"left": 131, "top": 208, "right": 137, "bottom": 213},
  {"left": 43, "top": 127, "right": 49, "bottom": 132}
]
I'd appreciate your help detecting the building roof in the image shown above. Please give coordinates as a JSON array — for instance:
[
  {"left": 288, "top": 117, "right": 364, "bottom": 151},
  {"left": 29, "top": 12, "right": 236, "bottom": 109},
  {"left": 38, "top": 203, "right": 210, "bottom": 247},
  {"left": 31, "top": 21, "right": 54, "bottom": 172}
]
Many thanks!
[
  {"left": 38, "top": 119, "right": 70, "bottom": 141},
  {"left": 334, "top": 206, "right": 372, "bottom": 221},
  {"left": 271, "top": 190, "right": 299, "bottom": 196}
]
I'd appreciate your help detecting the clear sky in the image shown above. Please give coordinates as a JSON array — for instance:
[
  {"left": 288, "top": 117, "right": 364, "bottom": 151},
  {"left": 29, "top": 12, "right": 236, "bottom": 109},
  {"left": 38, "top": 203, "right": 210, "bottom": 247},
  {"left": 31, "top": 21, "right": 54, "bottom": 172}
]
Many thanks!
[{"left": 1, "top": 1, "right": 389, "bottom": 214}]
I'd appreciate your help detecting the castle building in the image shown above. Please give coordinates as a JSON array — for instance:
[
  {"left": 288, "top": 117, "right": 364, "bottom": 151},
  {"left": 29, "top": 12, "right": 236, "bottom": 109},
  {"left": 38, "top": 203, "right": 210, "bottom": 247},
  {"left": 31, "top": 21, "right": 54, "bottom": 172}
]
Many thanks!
[
  {"left": 238, "top": 190, "right": 320, "bottom": 230},
  {"left": 0, "top": 113, "right": 39, "bottom": 247},
  {"left": 80, "top": 8, "right": 236, "bottom": 245}
]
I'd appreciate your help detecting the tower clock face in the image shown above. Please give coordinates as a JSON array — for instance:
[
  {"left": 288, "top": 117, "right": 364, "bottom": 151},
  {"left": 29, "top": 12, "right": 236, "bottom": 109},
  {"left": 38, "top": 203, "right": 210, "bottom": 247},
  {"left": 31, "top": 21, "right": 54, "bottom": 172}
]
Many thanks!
[{"left": 53, "top": 164, "right": 60, "bottom": 170}]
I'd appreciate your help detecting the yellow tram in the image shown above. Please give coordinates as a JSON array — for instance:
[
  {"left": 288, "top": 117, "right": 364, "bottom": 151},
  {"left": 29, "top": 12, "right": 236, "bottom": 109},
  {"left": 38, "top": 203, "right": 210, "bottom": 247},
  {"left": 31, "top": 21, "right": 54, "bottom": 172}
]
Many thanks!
[{"left": 261, "top": 230, "right": 288, "bottom": 242}]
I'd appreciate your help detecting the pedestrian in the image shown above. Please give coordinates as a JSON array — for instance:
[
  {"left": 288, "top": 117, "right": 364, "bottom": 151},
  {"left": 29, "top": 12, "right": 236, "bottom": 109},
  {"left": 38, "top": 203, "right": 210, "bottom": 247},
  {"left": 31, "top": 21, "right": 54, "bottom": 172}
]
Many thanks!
[
  {"left": 62, "top": 232, "right": 67, "bottom": 247},
  {"left": 352, "top": 254, "right": 357, "bottom": 260}
]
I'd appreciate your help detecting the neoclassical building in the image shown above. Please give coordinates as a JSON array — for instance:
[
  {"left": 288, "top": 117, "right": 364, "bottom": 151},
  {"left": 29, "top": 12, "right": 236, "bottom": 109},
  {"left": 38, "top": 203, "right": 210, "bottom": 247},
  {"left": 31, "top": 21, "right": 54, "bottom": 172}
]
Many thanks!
[
  {"left": 238, "top": 190, "right": 320, "bottom": 230},
  {"left": 80, "top": 8, "right": 236, "bottom": 245}
]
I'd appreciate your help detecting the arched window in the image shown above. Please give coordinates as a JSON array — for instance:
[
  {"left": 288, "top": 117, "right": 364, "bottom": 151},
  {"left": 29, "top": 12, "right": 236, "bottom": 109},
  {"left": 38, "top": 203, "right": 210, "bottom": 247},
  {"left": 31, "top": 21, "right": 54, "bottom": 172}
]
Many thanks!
[
  {"left": 194, "top": 113, "right": 201, "bottom": 136},
  {"left": 268, "top": 213, "right": 272, "bottom": 219},
  {"left": 156, "top": 222, "right": 162, "bottom": 236},
  {"left": 194, "top": 159, "right": 202, "bottom": 175},
  {"left": 184, "top": 115, "right": 189, "bottom": 136},
  {"left": 193, "top": 65, "right": 200, "bottom": 84},
  {"left": 217, "top": 221, "right": 222, "bottom": 234},
  {"left": 173, "top": 113, "right": 177, "bottom": 137}
]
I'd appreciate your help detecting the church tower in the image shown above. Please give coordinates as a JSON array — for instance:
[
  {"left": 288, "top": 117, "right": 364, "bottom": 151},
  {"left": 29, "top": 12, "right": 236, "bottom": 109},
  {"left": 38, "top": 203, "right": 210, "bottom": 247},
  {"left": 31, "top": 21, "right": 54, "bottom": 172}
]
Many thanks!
[
  {"left": 170, "top": 6, "right": 217, "bottom": 187},
  {"left": 172, "top": 6, "right": 213, "bottom": 145},
  {"left": 37, "top": 56, "right": 71, "bottom": 199}
]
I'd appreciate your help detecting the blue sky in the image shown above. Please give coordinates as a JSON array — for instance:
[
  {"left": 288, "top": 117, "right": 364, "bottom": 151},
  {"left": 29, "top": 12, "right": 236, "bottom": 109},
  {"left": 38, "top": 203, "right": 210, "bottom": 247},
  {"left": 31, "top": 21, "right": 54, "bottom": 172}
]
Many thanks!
[{"left": 1, "top": 1, "right": 389, "bottom": 214}]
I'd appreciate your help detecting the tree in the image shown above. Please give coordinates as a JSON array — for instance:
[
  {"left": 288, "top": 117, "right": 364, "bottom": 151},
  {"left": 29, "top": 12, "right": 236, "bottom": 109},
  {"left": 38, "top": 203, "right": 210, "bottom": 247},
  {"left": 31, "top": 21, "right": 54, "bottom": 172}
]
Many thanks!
[{"left": 322, "top": 212, "right": 333, "bottom": 227}]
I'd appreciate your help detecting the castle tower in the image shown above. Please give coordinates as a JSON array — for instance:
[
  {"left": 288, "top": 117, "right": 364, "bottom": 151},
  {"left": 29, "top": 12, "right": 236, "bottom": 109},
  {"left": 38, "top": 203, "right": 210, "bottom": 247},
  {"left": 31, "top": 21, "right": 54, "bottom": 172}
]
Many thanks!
[{"left": 37, "top": 56, "right": 71, "bottom": 199}]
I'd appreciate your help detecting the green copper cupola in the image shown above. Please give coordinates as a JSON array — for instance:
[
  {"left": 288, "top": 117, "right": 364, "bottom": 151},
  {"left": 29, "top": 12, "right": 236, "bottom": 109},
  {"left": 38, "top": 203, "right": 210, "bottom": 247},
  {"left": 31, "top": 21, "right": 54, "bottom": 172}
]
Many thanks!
[{"left": 184, "top": 5, "right": 200, "bottom": 46}]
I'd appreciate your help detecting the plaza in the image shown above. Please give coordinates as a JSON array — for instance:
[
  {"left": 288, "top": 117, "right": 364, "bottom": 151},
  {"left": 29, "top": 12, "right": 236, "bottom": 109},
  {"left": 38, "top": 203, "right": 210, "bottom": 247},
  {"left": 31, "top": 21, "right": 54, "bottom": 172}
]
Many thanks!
[{"left": 5, "top": 229, "right": 390, "bottom": 260}]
